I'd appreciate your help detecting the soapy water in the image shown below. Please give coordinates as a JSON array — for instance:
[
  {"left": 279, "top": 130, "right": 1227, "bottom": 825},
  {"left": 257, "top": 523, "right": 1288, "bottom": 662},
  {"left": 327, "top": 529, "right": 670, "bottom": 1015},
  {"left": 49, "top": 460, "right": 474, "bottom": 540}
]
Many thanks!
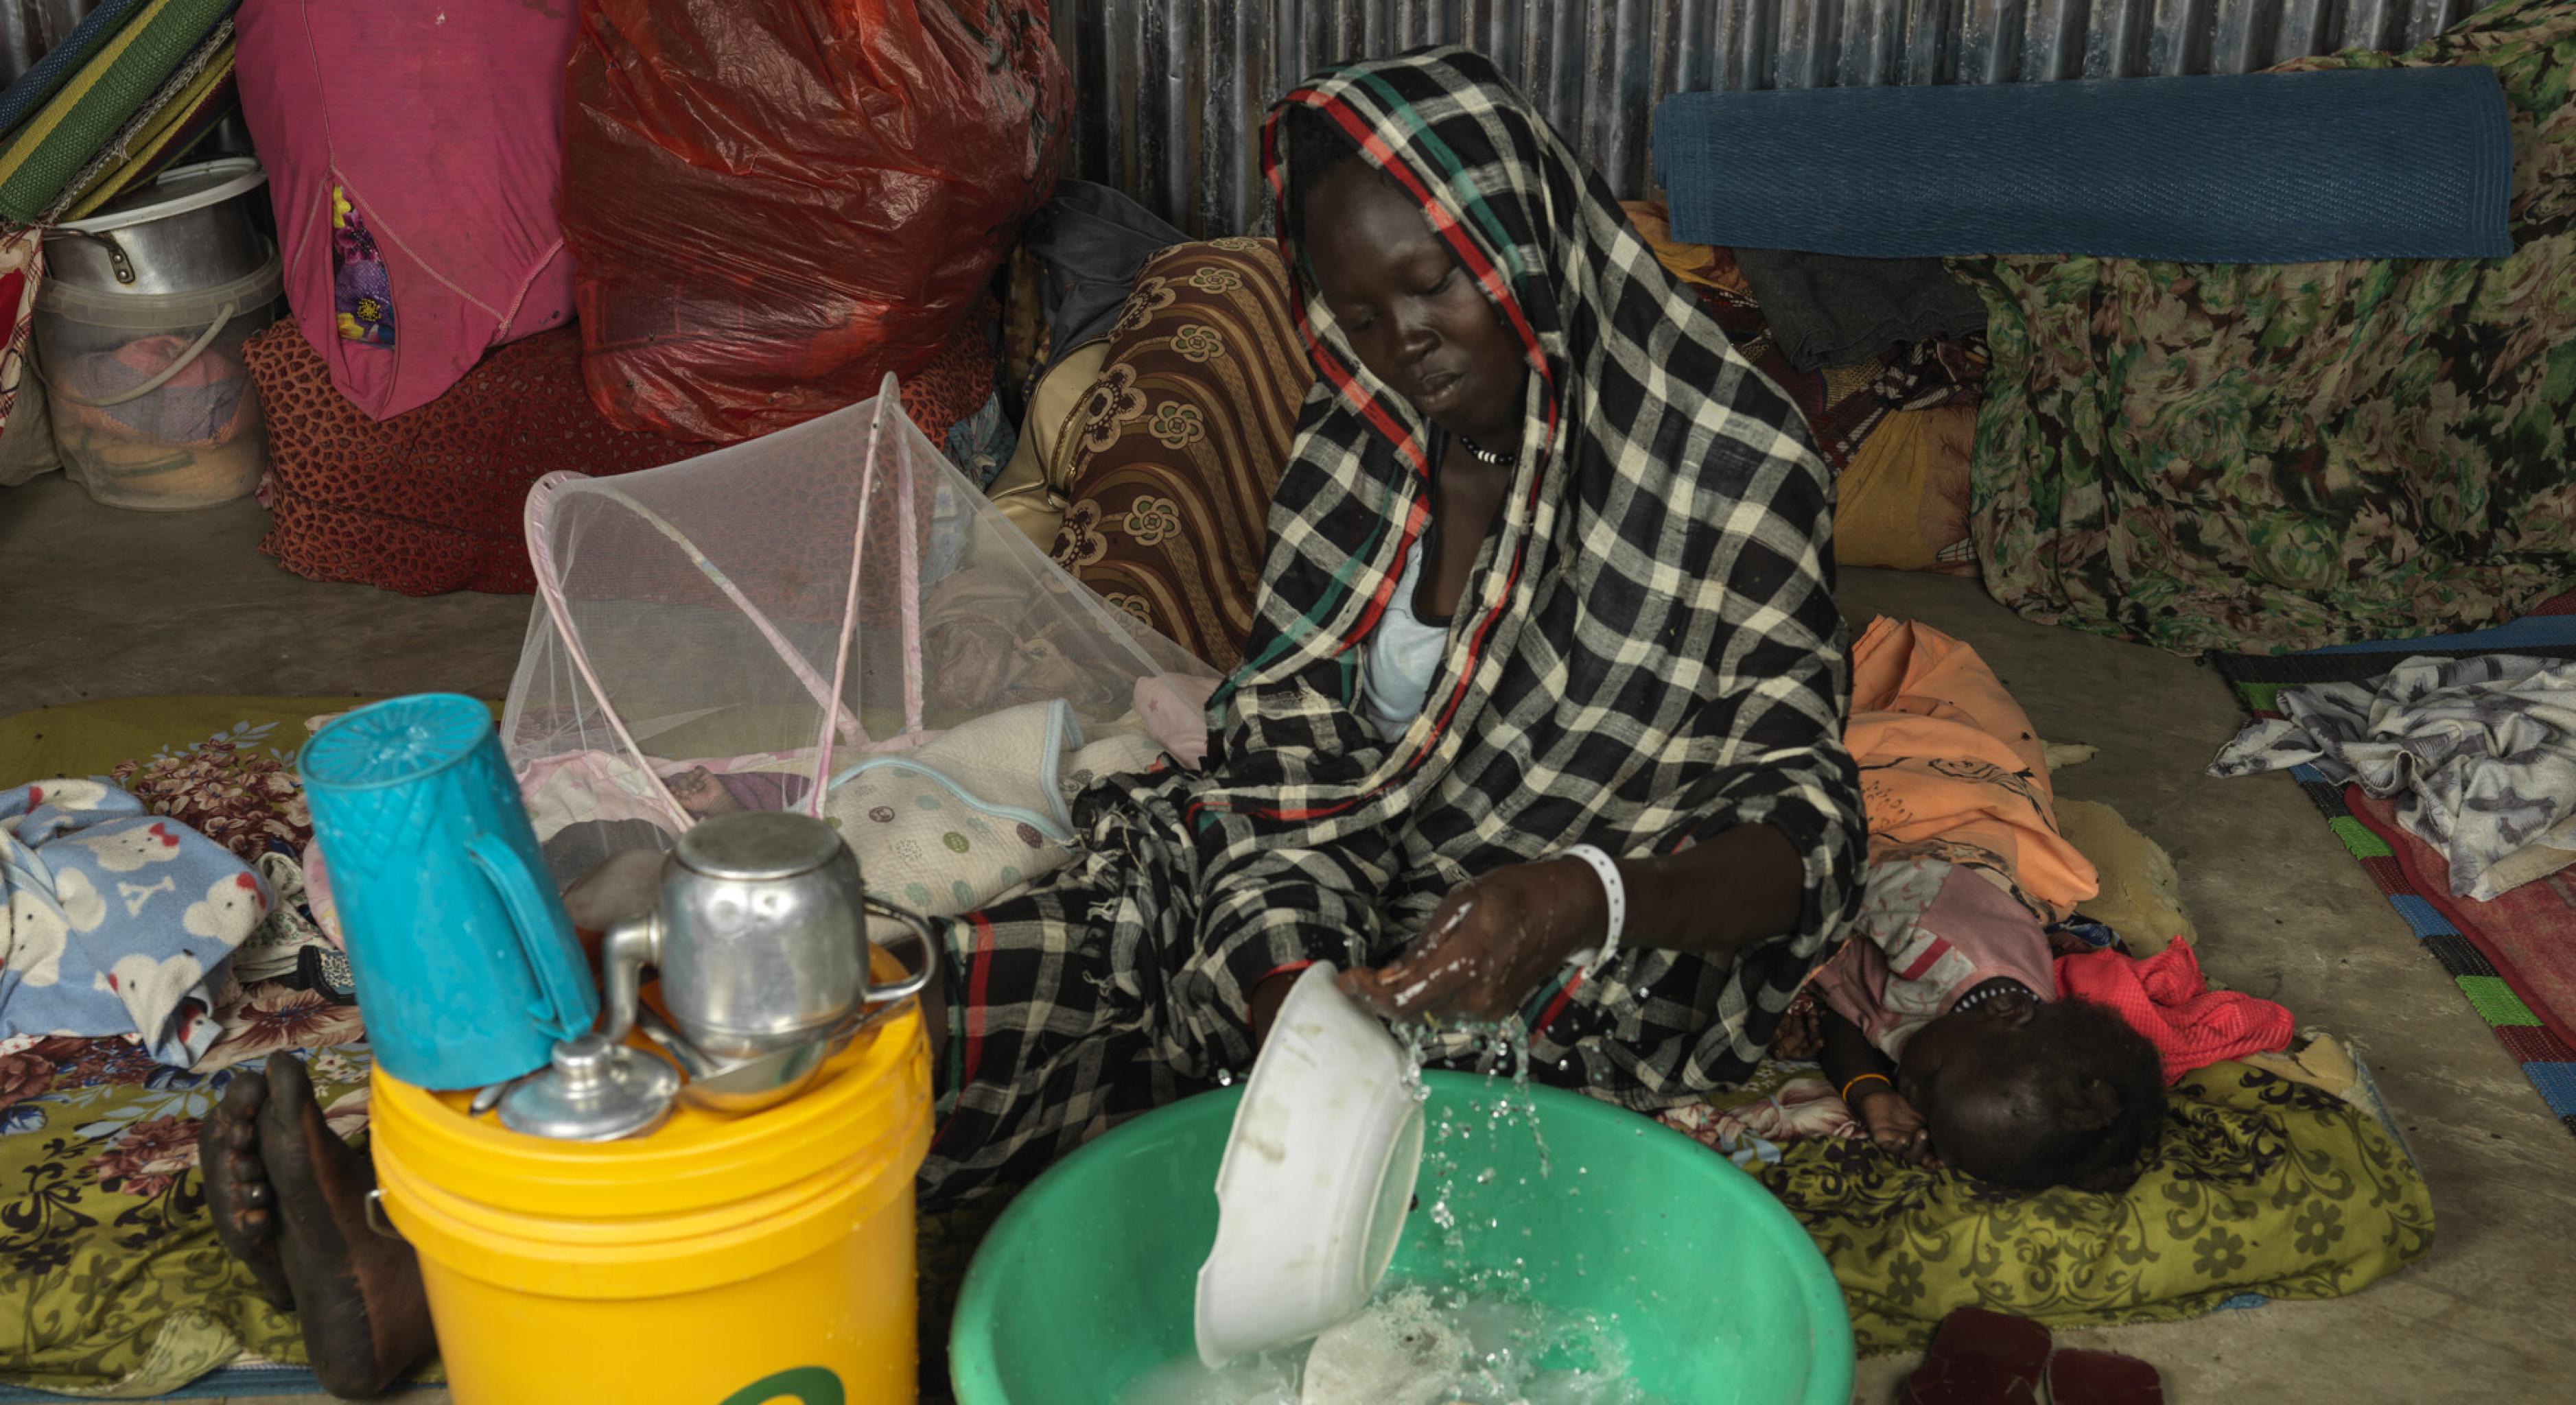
[
  {"left": 1131, "top": 1019, "right": 1667, "bottom": 1403},
  {"left": 1122, "top": 1286, "right": 1671, "bottom": 1405},
  {"left": 1396, "top": 1017, "right": 1556, "bottom": 1258},
  {"left": 1149, "top": 1006, "right": 1667, "bottom": 1403}
]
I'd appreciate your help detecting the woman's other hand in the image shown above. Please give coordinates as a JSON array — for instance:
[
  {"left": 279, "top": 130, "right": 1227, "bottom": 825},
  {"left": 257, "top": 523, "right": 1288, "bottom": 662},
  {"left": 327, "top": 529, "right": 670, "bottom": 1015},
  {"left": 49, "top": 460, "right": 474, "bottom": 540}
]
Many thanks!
[{"left": 1337, "top": 859, "right": 1606, "bottom": 1023}]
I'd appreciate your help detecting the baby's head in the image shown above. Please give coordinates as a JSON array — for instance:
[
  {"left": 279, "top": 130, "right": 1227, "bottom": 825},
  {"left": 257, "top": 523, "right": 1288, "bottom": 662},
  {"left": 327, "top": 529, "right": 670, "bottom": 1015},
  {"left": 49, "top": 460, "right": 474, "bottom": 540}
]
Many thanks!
[{"left": 1895, "top": 989, "right": 2166, "bottom": 1192}]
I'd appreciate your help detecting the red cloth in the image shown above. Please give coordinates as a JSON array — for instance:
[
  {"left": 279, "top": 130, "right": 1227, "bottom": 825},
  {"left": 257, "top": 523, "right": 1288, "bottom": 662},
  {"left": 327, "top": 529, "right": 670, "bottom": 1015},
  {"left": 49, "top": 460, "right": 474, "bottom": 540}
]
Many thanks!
[{"left": 2052, "top": 937, "right": 2294, "bottom": 1084}]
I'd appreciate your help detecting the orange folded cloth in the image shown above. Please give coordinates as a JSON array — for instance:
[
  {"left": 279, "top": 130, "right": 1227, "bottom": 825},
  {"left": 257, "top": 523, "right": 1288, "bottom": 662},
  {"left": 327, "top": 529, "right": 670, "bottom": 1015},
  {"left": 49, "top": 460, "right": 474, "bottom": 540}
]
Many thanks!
[
  {"left": 1620, "top": 199, "right": 1750, "bottom": 295},
  {"left": 1849, "top": 616, "right": 2099, "bottom": 917}
]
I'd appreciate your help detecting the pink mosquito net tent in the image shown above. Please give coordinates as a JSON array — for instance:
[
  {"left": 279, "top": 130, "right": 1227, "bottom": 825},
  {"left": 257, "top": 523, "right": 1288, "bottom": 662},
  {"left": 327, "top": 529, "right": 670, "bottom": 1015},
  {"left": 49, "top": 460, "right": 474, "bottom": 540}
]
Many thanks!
[{"left": 502, "top": 377, "right": 1207, "bottom": 887}]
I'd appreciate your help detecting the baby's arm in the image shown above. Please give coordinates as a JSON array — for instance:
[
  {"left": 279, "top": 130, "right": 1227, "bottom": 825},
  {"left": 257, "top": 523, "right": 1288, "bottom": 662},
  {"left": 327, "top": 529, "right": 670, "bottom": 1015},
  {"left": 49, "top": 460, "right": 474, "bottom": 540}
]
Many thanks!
[{"left": 1820, "top": 1006, "right": 1930, "bottom": 1164}]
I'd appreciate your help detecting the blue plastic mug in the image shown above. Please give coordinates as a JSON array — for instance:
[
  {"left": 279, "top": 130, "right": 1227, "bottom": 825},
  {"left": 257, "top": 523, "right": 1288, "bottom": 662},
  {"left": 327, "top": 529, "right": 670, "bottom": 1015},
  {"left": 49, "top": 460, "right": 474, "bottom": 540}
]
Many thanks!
[{"left": 300, "top": 694, "right": 599, "bottom": 1089}]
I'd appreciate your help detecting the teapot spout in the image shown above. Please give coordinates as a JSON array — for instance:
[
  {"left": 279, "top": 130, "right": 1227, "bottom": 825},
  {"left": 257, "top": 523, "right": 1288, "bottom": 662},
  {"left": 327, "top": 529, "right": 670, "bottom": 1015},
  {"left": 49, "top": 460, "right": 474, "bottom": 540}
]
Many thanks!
[{"left": 598, "top": 912, "right": 661, "bottom": 1045}]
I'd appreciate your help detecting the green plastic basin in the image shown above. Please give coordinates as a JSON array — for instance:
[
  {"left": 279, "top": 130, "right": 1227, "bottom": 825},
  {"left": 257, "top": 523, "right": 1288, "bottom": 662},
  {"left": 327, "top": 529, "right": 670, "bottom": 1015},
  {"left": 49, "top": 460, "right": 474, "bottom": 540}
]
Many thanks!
[{"left": 950, "top": 1071, "right": 1853, "bottom": 1404}]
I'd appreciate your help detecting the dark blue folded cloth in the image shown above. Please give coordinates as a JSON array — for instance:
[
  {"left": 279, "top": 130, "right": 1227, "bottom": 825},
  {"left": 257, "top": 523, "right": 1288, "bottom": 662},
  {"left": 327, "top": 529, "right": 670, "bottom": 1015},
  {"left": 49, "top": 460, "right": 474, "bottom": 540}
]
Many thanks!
[{"left": 1655, "top": 66, "right": 2514, "bottom": 263}]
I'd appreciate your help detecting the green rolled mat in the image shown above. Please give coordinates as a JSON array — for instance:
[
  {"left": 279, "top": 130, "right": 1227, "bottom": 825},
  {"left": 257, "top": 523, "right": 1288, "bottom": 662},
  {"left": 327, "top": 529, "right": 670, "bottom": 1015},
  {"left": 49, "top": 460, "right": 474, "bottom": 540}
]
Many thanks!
[
  {"left": 0, "top": 0, "right": 240, "bottom": 224},
  {"left": 45, "top": 20, "right": 238, "bottom": 222}
]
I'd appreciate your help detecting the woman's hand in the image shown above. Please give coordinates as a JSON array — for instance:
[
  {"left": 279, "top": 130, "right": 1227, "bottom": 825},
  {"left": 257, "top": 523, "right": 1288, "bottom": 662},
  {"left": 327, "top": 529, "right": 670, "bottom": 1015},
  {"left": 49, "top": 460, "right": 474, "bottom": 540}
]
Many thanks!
[
  {"left": 1850, "top": 1087, "right": 1933, "bottom": 1165},
  {"left": 1337, "top": 859, "right": 1607, "bottom": 1024}
]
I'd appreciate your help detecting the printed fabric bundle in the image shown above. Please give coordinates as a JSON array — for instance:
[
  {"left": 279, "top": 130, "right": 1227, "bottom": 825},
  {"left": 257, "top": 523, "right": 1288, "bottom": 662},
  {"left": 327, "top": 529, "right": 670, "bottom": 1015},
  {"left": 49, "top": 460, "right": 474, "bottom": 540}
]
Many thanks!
[{"left": 1, "top": 779, "right": 270, "bottom": 1065}]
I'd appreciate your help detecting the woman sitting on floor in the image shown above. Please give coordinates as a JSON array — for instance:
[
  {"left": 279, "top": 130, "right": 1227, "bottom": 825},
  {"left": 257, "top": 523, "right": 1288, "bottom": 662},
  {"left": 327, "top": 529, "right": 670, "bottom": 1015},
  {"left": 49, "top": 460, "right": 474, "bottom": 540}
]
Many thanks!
[{"left": 199, "top": 48, "right": 1862, "bottom": 1395}]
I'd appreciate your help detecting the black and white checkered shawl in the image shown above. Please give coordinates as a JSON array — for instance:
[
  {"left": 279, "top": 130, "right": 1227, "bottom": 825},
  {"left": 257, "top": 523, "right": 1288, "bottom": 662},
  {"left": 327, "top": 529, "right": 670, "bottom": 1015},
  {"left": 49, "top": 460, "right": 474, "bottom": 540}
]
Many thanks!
[{"left": 1086, "top": 49, "right": 1860, "bottom": 1107}]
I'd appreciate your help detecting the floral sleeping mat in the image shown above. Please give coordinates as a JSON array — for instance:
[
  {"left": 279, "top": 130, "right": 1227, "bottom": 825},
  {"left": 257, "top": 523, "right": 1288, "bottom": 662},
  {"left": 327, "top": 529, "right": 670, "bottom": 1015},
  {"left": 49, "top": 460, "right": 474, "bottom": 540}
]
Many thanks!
[{"left": 0, "top": 699, "right": 395, "bottom": 1397}]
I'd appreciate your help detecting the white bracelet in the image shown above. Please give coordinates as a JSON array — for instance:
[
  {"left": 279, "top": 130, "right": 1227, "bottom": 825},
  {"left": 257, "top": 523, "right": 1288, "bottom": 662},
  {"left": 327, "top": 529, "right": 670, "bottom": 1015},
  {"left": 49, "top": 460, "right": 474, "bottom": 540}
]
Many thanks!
[{"left": 1559, "top": 843, "right": 1626, "bottom": 977}]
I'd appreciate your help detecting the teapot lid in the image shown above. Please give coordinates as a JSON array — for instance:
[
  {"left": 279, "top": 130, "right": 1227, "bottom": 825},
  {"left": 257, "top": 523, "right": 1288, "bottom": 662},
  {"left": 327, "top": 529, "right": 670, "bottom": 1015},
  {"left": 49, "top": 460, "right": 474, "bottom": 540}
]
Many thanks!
[
  {"left": 498, "top": 1034, "right": 679, "bottom": 1142},
  {"left": 677, "top": 810, "right": 843, "bottom": 881}
]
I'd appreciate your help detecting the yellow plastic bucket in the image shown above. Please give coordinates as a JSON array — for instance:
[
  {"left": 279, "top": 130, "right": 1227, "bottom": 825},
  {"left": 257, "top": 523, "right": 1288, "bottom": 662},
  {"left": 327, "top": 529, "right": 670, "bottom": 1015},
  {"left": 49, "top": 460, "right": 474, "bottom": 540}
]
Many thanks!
[{"left": 371, "top": 1004, "right": 930, "bottom": 1404}]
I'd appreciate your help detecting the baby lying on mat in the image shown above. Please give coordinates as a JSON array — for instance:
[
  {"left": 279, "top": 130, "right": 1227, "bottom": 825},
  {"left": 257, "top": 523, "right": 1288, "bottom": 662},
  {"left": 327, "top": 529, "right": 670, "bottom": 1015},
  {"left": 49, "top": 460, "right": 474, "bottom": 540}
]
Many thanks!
[{"left": 1782, "top": 856, "right": 2167, "bottom": 1193}]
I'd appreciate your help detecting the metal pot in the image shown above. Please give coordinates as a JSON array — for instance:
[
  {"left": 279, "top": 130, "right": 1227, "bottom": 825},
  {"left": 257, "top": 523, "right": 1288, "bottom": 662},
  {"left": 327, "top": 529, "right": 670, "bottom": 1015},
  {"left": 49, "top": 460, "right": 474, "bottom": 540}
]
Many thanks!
[
  {"left": 600, "top": 811, "right": 935, "bottom": 1063},
  {"left": 634, "top": 1007, "right": 833, "bottom": 1116},
  {"left": 43, "top": 158, "right": 270, "bottom": 296}
]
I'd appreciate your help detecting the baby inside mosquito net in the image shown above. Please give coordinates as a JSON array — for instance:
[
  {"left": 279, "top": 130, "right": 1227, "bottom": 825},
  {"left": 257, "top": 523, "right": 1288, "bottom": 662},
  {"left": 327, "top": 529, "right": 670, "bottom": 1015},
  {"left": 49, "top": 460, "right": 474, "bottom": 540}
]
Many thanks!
[{"left": 502, "top": 378, "right": 1210, "bottom": 918}]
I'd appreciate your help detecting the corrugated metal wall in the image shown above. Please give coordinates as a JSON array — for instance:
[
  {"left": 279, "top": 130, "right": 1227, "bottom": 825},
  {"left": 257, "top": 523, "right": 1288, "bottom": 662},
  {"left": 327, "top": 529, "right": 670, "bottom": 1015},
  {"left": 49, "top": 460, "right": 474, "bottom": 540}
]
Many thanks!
[
  {"left": 1, "top": 0, "right": 108, "bottom": 88},
  {"left": 1049, "top": 0, "right": 2488, "bottom": 235}
]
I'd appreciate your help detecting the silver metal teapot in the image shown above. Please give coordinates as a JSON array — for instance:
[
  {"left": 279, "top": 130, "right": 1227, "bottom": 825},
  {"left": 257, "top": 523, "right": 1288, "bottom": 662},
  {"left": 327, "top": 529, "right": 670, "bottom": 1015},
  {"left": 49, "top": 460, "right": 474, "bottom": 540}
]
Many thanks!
[
  {"left": 497, "top": 812, "right": 934, "bottom": 1140},
  {"left": 604, "top": 811, "right": 933, "bottom": 1063}
]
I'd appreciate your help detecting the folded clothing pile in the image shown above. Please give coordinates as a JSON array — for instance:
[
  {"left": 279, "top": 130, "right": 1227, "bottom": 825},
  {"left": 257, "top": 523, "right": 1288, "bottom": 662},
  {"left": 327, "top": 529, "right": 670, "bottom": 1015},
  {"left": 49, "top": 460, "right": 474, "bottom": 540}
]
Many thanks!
[
  {"left": 2211, "top": 653, "right": 2576, "bottom": 901},
  {"left": 0, "top": 777, "right": 268, "bottom": 1066}
]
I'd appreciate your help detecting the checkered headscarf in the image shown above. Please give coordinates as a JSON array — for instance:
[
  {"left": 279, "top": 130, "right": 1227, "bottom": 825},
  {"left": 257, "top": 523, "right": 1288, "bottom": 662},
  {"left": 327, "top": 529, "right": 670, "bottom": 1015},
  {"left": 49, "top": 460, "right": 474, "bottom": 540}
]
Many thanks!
[{"left": 1153, "top": 49, "right": 1863, "bottom": 1100}]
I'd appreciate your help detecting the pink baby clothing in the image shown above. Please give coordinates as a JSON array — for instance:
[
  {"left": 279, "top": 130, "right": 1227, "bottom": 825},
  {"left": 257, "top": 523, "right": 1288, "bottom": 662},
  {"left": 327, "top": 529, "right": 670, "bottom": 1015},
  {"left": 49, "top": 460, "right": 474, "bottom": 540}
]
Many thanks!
[{"left": 1811, "top": 856, "right": 2058, "bottom": 1058}]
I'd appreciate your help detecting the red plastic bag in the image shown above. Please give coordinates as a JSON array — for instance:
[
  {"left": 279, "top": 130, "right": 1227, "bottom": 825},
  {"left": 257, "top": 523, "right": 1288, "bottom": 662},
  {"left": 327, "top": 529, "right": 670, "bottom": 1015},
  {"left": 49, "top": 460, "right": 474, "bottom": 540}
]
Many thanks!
[{"left": 561, "top": 0, "right": 1070, "bottom": 442}]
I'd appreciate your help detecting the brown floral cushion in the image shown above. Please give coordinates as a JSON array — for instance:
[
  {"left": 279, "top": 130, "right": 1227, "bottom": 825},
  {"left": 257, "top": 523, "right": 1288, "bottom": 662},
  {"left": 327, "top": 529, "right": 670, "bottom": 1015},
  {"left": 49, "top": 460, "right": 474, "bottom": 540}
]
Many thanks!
[{"left": 1051, "top": 239, "right": 1315, "bottom": 671}]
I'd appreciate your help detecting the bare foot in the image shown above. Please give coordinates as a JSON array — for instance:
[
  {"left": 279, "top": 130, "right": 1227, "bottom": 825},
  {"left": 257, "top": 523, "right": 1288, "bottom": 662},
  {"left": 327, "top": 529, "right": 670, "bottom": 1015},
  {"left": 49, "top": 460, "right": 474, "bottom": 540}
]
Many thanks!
[
  {"left": 257, "top": 1054, "right": 436, "bottom": 1399},
  {"left": 198, "top": 1072, "right": 292, "bottom": 1309}
]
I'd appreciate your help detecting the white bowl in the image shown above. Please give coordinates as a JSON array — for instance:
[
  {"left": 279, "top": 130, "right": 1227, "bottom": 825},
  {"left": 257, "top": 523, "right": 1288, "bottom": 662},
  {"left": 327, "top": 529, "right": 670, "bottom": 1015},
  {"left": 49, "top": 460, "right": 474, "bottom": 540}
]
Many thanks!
[{"left": 1195, "top": 963, "right": 1427, "bottom": 1367}]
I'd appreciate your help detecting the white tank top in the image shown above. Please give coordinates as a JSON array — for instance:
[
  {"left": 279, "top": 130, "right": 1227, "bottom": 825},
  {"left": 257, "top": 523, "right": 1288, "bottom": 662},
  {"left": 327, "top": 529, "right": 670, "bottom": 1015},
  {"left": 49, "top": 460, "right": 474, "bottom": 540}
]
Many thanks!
[{"left": 1361, "top": 538, "right": 1451, "bottom": 742}]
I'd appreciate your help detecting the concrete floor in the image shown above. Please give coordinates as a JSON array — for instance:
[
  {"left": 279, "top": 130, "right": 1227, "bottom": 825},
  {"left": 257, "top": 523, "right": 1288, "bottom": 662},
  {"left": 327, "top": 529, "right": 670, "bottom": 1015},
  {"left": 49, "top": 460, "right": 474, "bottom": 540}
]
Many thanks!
[{"left": 4, "top": 471, "right": 2572, "bottom": 1403}]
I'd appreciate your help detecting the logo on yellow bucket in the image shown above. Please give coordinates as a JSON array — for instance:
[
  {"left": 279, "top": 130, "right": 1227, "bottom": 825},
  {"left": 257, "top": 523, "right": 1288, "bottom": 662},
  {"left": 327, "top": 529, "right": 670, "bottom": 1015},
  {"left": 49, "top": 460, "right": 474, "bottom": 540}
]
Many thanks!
[{"left": 717, "top": 1365, "right": 843, "bottom": 1405}]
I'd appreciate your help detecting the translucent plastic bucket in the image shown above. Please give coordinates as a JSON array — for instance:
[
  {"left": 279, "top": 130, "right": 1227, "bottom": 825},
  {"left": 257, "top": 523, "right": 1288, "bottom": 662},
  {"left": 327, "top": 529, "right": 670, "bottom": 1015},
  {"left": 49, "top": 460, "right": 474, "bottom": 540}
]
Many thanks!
[
  {"left": 371, "top": 1003, "right": 932, "bottom": 1403},
  {"left": 34, "top": 249, "right": 280, "bottom": 510}
]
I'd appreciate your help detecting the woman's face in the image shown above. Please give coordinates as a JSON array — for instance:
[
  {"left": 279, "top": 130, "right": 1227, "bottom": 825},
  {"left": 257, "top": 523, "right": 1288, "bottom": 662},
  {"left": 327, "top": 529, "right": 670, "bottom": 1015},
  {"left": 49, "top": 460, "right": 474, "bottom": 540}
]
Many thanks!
[{"left": 1302, "top": 159, "right": 1530, "bottom": 451}]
